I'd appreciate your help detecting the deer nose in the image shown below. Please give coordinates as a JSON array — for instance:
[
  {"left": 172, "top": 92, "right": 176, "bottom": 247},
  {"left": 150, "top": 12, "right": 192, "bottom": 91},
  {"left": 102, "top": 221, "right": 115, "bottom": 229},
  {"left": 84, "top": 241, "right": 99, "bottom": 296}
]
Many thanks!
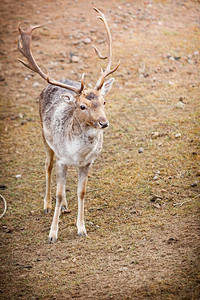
[{"left": 99, "top": 121, "right": 109, "bottom": 128}]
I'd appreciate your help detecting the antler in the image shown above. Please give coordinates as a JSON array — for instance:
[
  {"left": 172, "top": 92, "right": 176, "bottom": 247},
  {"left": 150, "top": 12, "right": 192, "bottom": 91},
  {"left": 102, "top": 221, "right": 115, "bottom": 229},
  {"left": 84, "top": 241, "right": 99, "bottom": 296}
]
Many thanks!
[
  {"left": 17, "top": 23, "right": 84, "bottom": 94},
  {"left": 92, "top": 8, "right": 120, "bottom": 90}
]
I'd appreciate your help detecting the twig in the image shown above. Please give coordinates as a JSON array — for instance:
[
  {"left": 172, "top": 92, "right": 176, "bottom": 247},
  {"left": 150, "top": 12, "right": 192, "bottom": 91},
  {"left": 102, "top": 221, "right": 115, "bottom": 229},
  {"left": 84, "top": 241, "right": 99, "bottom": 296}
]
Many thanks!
[
  {"left": 87, "top": 188, "right": 101, "bottom": 193},
  {"left": 0, "top": 194, "right": 7, "bottom": 219},
  {"left": 173, "top": 200, "right": 192, "bottom": 207}
]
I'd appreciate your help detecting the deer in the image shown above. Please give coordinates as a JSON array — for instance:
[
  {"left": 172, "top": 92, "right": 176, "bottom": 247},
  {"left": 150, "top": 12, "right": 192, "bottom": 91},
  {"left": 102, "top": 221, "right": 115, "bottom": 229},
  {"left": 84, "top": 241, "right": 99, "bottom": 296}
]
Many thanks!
[{"left": 17, "top": 8, "right": 120, "bottom": 243}]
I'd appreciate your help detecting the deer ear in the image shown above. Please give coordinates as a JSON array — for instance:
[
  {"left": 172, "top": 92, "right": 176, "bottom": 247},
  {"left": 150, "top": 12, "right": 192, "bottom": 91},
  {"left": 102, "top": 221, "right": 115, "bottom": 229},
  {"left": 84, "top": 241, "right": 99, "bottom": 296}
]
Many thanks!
[
  {"left": 61, "top": 92, "right": 76, "bottom": 104},
  {"left": 100, "top": 78, "right": 115, "bottom": 96}
]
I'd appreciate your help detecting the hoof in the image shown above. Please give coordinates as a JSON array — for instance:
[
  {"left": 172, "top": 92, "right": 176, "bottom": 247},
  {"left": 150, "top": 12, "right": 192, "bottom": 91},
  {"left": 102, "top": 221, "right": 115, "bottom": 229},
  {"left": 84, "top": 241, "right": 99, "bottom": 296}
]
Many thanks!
[
  {"left": 78, "top": 230, "right": 87, "bottom": 237},
  {"left": 48, "top": 236, "right": 57, "bottom": 243},
  {"left": 61, "top": 206, "right": 71, "bottom": 214},
  {"left": 44, "top": 208, "right": 52, "bottom": 214}
]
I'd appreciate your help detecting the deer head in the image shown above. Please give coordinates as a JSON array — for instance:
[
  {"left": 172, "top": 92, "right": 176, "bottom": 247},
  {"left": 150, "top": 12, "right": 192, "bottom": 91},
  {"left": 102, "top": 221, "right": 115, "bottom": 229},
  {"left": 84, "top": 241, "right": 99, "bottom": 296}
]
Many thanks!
[{"left": 18, "top": 8, "right": 120, "bottom": 129}]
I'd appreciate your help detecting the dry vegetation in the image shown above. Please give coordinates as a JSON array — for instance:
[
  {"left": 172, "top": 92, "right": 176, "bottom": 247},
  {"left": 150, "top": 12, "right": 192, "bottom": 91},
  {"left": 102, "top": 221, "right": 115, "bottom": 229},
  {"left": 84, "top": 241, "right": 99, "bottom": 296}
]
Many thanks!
[{"left": 0, "top": 0, "right": 200, "bottom": 299}]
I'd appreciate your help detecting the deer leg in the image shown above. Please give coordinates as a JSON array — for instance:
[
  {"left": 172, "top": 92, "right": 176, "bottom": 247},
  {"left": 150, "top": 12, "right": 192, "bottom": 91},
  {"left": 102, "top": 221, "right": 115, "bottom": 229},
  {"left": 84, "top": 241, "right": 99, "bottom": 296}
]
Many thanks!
[
  {"left": 49, "top": 161, "right": 68, "bottom": 243},
  {"left": 61, "top": 197, "right": 69, "bottom": 213},
  {"left": 43, "top": 138, "right": 54, "bottom": 214},
  {"left": 77, "top": 164, "right": 91, "bottom": 237}
]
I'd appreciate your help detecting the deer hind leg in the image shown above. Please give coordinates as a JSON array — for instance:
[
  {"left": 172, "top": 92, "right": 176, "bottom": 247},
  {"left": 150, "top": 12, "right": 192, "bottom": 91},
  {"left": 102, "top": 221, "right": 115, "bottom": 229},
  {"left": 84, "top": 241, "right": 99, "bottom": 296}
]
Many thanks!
[
  {"left": 49, "top": 161, "right": 68, "bottom": 243},
  {"left": 77, "top": 164, "right": 91, "bottom": 237},
  {"left": 43, "top": 138, "right": 54, "bottom": 214},
  {"left": 61, "top": 195, "right": 69, "bottom": 213}
]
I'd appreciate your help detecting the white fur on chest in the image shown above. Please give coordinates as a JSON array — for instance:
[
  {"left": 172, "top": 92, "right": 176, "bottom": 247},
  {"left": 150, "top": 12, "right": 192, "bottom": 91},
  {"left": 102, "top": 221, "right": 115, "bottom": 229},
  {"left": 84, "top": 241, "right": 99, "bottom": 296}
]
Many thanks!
[
  {"left": 44, "top": 124, "right": 103, "bottom": 167},
  {"left": 65, "top": 131, "right": 103, "bottom": 166}
]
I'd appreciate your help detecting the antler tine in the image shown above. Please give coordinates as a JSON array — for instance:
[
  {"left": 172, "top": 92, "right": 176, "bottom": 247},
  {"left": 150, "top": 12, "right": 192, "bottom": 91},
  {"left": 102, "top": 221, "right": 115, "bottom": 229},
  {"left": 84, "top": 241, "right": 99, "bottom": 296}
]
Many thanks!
[
  {"left": 18, "top": 23, "right": 47, "bottom": 80},
  {"left": 92, "top": 44, "right": 107, "bottom": 60},
  {"left": 93, "top": 8, "right": 112, "bottom": 67},
  {"left": 81, "top": 73, "right": 85, "bottom": 90},
  {"left": 93, "top": 8, "right": 120, "bottom": 90},
  {"left": 17, "top": 23, "right": 84, "bottom": 95}
]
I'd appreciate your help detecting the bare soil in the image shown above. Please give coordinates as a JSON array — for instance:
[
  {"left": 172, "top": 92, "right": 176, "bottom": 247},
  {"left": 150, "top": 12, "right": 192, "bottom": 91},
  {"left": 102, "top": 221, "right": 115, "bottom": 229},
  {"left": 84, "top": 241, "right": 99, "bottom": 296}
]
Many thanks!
[{"left": 0, "top": 0, "right": 200, "bottom": 299}]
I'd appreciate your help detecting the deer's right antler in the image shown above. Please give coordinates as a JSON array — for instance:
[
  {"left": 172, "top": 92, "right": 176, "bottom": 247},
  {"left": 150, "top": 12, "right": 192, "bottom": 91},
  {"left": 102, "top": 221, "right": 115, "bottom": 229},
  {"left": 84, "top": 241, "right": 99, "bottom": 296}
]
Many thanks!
[
  {"left": 93, "top": 8, "right": 120, "bottom": 90},
  {"left": 17, "top": 23, "right": 84, "bottom": 94}
]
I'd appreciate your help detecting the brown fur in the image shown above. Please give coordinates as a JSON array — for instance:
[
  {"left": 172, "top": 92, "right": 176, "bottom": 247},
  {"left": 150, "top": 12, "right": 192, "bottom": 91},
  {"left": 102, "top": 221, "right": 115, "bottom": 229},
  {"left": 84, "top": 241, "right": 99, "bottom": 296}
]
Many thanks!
[
  {"left": 86, "top": 92, "right": 98, "bottom": 100},
  {"left": 17, "top": 8, "right": 117, "bottom": 243},
  {"left": 39, "top": 80, "right": 113, "bottom": 242}
]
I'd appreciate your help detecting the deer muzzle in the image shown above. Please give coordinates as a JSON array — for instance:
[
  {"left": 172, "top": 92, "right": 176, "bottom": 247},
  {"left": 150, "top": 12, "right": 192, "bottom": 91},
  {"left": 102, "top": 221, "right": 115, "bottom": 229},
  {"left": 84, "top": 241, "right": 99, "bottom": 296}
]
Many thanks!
[{"left": 99, "top": 121, "right": 109, "bottom": 128}]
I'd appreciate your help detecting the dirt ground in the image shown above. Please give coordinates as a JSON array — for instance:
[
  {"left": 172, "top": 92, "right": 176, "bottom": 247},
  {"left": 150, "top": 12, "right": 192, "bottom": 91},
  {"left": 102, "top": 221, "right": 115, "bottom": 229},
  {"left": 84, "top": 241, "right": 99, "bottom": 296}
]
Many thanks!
[{"left": 0, "top": 0, "right": 200, "bottom": 299}]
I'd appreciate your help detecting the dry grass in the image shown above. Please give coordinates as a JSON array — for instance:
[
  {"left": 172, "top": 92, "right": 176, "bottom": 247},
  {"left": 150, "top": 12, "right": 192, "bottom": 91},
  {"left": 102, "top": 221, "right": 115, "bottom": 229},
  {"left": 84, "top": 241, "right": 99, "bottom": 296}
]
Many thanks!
[{"left": 0, "top": 0, "right": 200, "bottom": 299}]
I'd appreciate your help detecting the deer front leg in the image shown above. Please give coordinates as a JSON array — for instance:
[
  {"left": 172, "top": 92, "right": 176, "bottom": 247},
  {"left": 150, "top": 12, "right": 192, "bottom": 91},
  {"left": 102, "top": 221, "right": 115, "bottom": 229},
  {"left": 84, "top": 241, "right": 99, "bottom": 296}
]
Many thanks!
[
  {"left": 49, "top": 161, "right": 68, "bottom": 243},
  {"left": 77, "top": 164, "right": 91, "bottom": 237},
  {"left": 43, "top": 138, "right": 54, "bottom": 214}
]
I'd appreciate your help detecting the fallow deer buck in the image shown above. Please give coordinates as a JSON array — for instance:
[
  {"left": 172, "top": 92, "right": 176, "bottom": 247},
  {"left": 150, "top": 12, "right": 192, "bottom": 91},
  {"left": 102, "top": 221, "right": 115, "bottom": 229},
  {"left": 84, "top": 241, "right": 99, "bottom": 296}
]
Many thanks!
[{"left": 18, "top": 8, "right": 120, "bottom": 243}]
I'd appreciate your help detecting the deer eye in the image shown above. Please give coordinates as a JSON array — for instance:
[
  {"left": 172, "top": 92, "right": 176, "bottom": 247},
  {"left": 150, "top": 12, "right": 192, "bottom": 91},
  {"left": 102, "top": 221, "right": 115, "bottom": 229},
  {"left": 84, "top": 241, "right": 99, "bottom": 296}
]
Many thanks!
[
  {"left": 80, "top": 105, "right": 86, "bottom": 110},
  {"left": 103, "top": 101, "right": 106, "bottom": 105}
]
